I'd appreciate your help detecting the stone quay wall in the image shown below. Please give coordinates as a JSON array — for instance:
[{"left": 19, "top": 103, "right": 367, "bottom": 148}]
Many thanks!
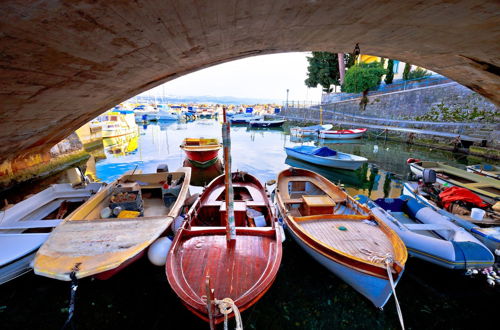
[{"left": 282, "top": 82, "right": 499, "bottom": 148}]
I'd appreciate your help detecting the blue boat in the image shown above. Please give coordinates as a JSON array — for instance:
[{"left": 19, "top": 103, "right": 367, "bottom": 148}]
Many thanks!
[
  {"left": 284, "top": 145, "right": 367, "bottom": 170},
  {"left": 357, "top": 194, "right": 494, "bottom": 269}
]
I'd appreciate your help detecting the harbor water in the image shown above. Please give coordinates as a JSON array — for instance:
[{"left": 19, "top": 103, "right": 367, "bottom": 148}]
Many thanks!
[{"left": 1, "top": 119, "right": 497, "bottom": 329}]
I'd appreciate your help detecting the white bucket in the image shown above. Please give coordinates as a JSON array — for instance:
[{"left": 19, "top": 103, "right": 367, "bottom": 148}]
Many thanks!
[{"left": 471, "top": 208, "right": 485, "bottom": 220}]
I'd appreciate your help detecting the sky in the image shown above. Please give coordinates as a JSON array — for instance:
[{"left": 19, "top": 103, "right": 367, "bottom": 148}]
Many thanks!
[{"left": 140, "top": 52, "right": 323, "bottom": 103}]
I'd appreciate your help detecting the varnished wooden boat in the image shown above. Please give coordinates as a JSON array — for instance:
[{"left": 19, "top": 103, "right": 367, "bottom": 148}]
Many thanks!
[
  {"left": 276, "top": 167, "right": 407, "bottom": 308},
  {"left": 166, "top": 172, "right": 282, "bottom": 325},
  {"left": 167, "top": 108, "right": 282, "bottom": 327},
  {"left": 409, "top": 161, "right": 500, "bottom": 205},
  {"left": 33, "top": 168, "right": 191, "bottom": 280},
  {"left": 180, "top": 138, "right": 221, "bottom": 167}
]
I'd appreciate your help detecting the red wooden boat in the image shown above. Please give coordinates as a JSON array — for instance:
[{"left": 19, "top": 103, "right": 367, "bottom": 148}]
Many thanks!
[
  {"left": 167, "top": 109, "right": 282, "bottom": 327},
  {"left": 180, "top": 138, "right": 221, "bottom": 166}
]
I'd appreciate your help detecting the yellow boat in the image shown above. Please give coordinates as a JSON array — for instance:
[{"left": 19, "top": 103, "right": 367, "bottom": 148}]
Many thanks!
[{"left": 33, "top": 168, "right": 191, "bottom": 280}]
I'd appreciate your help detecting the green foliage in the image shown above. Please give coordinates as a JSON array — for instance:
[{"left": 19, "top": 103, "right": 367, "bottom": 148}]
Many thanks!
[
  {"left": 385, "top": 59, "right": 394, "bottom": 84},
  {"left": 413, "top": 102, "right": 497, "bottom": 123},
  {"left": 305, "top": 52, "right": 355, "bottom": 93},
  {"left": 407, "top": 67, "right": 431, "bottom": 80},
  {"left": 403, "top": 62, "right": 411, "bottom": 80},
  {"left": 341, "top": 62, "right": 387, "bottom": 94}
]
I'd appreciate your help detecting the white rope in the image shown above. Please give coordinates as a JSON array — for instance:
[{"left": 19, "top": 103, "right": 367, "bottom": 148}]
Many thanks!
[
  {"left": 385, "top": 258, "right": 405, "bottom": 330},
  {"left": 214, "top": 298, "right": 243, "bottom": 330},
  {"left": 358, "top": 249, "right": 405, "bottom": 330}
]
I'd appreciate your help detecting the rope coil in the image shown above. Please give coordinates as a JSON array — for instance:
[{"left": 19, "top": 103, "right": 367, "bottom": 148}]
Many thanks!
[{"left": 214, "top": 298, "right": 243, "bottom": 330}]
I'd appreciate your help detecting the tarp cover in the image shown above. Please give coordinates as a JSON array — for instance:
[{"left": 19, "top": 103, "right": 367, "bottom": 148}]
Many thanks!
[
  {"left": 439, "top": 186, "right": 488, "bottom": 210},
  {"left": 312, "top": 147, "right": 337, "bottom": 157}
]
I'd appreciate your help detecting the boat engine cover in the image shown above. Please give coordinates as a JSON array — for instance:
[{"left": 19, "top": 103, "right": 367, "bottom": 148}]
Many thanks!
[{"left": 422, "top": 169, "right": 436, "bottom": 184}]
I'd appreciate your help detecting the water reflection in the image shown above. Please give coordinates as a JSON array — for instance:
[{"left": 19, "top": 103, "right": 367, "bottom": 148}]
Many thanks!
[
  {"left": 182, "top": 158, "right": 223, "bottom": 187},
  {"left": 102, "top": 131, "right": 139, "bottom": 157},
  {"left": 86, "top": 120, "right": 485, "bottom": 201}
]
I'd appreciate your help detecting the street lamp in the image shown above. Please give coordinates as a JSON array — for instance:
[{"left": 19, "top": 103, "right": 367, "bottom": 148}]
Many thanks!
[{"left": 286, "top": 89, "right": 289, "bottom": 111}]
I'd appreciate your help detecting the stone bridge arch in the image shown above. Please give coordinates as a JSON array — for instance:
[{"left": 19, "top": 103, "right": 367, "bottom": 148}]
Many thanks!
[{"left": 0, "top": 0, "right": 498, "bottom": 162}]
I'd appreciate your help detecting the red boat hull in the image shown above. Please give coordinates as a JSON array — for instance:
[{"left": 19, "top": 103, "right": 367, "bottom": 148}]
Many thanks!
[{"left": 183, "top": 149, "right": 219, "bottom": 162}]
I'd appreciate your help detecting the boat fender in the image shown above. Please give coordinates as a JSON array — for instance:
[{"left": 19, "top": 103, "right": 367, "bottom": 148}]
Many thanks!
[
  {"left": 171, "top": 215, "right": 185, "bottom": 232},
  {"left": 147, "top": 236, "right": 173, "bottom": 266}
]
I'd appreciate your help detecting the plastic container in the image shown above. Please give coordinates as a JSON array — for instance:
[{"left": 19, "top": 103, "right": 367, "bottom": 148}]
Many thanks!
[{"left": 471, "top": 208, "right": 485, "bottom": 220}]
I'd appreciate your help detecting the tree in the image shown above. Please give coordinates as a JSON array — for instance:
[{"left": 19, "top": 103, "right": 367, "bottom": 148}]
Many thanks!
[
  {"left": 385, "top": 59, "right": 394, "bottom": 84},
  {"left": 341, "top": 62, "right": 386, "bottom": 111},
  {"left": 403, "top": 62, "right": 411, "bottom": 80},
  {"left": 407, "top": 67, "right": 431, "bottom": 80},
  {"left": 305, "top": 52, "right": 355, "bottom": 93}
]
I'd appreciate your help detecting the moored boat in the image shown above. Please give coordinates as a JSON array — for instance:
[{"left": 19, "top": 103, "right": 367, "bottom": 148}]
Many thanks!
[
  {"left": 402, "top": 181, "right": 500, "bottom": 259},
  {"left": 98, "top": 110, "right": 138, "bottom": 138},
  {"left": 466, "top": 164, "right": 500, "bottom": 180},
  {"left": 408, "top": 160, "right": 500, "bottom": 205},
  {"left": 319, "top": 128, "right": 367, "bottom": 139},
  {"left": 0, "top": 182, "right": 104, "bottom": 285},
  {"left": 290, "top": 124, "right": 333, "bottom": 137},
  {"left": 276, "top": 167, "right": 407, "bottom": 308},
  {"left": 358, "top": 194, "right": 494, "bottom": 269},
  {"left": 248, "top": 117, "right": 286, "bottom": 128},
  {"left": 180, "top": 138, "right": 221, "bottom": 168},
  {"left": 33, "top": 168, "right": 191, "bottom": 280},
  {"left": 285, "top": 145, "right": 367, "bottom": 170},
  {"left": 167, "top": 108, "right": 282, "bottom": 327},
  {"left": 229, "top": 113, "right": 261, "bottom": 124}
]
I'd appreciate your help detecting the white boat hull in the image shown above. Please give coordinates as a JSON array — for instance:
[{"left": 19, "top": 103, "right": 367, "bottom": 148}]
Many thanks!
[
  {"left": 286, "top": 225, "right": 400, "bottom": 308},
  {"left": 0, "top": 183, "right": 103, "bottom": 284},
  {"left": 319, "top": 131, "right": 365, "bottom": 139},
  {"left": 285, "top": 148, "right": 366, "bottom": 170}
]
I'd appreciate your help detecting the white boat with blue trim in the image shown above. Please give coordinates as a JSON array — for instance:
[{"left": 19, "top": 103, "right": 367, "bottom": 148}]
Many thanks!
[
  {"left": 358, "top": 194, "right": 494, "bottom": 269},
  {"left": 285, "top": 145, "right": 367, "bottom": 170}
]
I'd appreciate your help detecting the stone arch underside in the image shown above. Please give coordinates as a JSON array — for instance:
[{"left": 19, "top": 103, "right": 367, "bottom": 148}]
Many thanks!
[{"left": 0, "top": 0, "right": 499, "bottom": 163}]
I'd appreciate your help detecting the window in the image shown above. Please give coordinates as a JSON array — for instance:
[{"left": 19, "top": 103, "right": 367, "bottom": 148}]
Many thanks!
[{"left": 393, "top": 60, "right": 400, "bottom": 73}]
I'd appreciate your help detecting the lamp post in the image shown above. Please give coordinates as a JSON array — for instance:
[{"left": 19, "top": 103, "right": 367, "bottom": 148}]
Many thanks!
[{"left": 286, "top": 89, "right": 289, "bottom": 111}]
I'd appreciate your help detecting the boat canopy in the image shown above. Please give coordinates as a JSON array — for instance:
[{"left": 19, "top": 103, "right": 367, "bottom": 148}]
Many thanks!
[{"left": 311, "top": 147, "right": 337, "bottom": 157}]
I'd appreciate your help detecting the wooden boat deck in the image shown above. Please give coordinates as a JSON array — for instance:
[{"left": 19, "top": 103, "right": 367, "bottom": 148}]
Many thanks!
[
  {"left": 298, "top": 218, "right": 395, "bottom": 262},
  {"left": 173, "top": 232, "right": 277, "bottom": 302}
]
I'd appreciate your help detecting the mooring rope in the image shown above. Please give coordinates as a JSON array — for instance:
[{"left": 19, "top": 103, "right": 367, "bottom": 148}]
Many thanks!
[
  {"left": 214, "top": 298, "right": 243, "bottom": 330},
  {"left": 358, "top": 250, "right": 405, "bottom": 330},
  {"left": 61, "top": 271, "right": 78, "bottom": 330},
  {"left": 385, "top": 257, "right": 405, "bottom": 330}
]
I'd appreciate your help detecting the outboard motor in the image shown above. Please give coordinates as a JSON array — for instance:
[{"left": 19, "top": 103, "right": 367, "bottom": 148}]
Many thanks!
[{"left": 422, "top": 169, "right": 436, "bottom": 185}]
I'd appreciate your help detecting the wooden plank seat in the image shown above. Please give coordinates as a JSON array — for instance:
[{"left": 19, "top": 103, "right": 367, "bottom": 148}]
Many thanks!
[{"left": 283, "top": 198, "right": 303, "bottom": 204}]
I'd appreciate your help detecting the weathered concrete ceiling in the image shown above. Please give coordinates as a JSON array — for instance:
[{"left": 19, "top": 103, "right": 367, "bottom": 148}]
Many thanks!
[{"left": 0, "top": 0, "right": 499, "bottom": 162}]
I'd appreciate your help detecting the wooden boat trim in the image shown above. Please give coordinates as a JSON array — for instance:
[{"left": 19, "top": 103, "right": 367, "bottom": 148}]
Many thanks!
[{"left": 276, "top": 168, "right": 407, "bottom": 279}]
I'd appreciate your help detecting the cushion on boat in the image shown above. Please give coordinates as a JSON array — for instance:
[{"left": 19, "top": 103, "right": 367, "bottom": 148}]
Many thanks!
[{"left": 311, "top": 147, "right": 337, "bottom": 157}]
